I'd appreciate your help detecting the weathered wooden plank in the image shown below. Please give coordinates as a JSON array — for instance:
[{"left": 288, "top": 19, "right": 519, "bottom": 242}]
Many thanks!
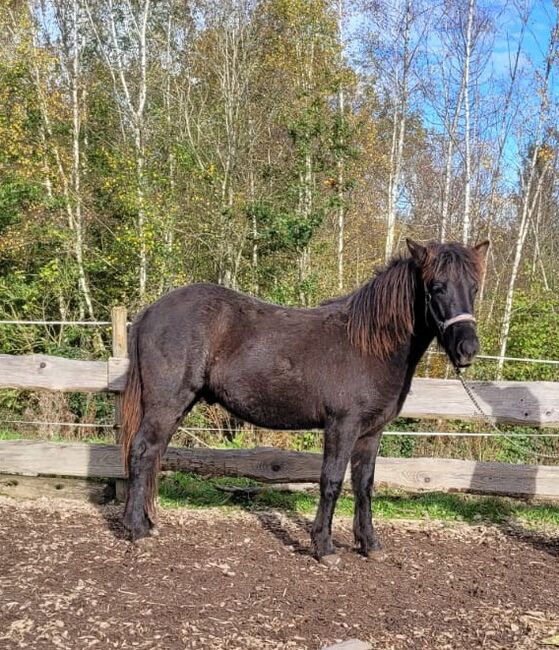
[
  {"left": 109, "top": 359, "right": 559, "bottom": 426},
  {"left": 405, "top": 378, "right": 559, "bottom": 427},
  {"left": 0, "top": 440, "right": 125, "bottom": 478},
  {"left": 0, "top": 354, "right": 108, "bottom": 392},
  {"left": 3, "top": 354, "right": 559, "bottom": 426},
  {"left": 163, "top": 446, "right": 323, "bottom": 482},
  {"left": 1, "top": 441, "right": 558, "bottom": 499},
  {"left": 375, "top": 457, "right": 559, "bottom": 498},
  {"left": 0, "top": 474, "right": 113, "bottom": 503},
  {"left": 108, "top": 356, "right": 128, "bottom": 392},
  {"left": 111, "top": 307, "right": 128, "bottom": 502}
]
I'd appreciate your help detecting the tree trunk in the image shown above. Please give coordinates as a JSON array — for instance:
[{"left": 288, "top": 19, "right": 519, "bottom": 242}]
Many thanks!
[
  {"left": 496, "top": 16, "right": 557, "bottom": 378},
  {"left": 336, "top": 0, "right": 345, "bottom": 292},
  {"left": 462, "top": 0, "right": 475, "bottom": 244},
  {"left": 440, "top": 76, "right": 465, "bottom": 241},
  {"left": 385, "top": 0, "right": 411, "bottom": 262}
]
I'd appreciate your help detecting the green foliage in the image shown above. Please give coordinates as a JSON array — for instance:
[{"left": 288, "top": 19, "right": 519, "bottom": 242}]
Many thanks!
[
  {"left": 248, "top": 202, "right": 317, "bottom": 253},
  {"left": 0, "top": 178, "right": 43, "bottom": 234},
  {"left": 504, "top": 289, "right": 559, "bottom": 380}
]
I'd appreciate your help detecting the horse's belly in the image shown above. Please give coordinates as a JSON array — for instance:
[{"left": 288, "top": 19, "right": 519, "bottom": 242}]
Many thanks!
[
  {"left": 209, "top": 359, "right": 323, "bottom": 430},
  {"left": 216, "top": 385, "right": 322, "bottom": 430}
]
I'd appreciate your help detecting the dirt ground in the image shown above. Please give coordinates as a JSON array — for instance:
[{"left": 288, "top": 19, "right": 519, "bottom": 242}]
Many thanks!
[{"left": 0, "top": 497, "right": 558, "bottom": 650}]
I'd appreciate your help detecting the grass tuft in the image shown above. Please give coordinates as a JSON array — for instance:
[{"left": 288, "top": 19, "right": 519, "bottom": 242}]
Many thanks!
[{"left": 158, "top": 472, "right": 559, "bottom": 529}]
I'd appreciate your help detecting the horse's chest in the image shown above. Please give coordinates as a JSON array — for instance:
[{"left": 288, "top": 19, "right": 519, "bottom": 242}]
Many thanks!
[{"left": 360, "top": 375, "right": 409, "bottom": 425}]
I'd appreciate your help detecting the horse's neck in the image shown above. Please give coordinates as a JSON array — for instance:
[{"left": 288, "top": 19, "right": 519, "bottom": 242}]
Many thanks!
[
  {"left": 397, "top": 297, "right": 436, "bottom": 379},
  {"left": 408, "top": 295, "right": 436, "bottom": 374}
]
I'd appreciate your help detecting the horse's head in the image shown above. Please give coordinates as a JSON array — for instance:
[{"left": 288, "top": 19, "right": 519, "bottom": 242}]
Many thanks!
[{"left": 406, "top": 239, "right": 489, "bottom": 369}]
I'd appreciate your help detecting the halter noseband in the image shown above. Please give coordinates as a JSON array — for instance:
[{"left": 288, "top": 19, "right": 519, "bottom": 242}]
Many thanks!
[{"left": 425, "top": 288, "right": 476, "bottom": 335}]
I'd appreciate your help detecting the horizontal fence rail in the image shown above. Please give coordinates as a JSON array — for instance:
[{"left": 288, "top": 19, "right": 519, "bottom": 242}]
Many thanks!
[
  {"left": 1, "top": 441, "right": 558, "bottom": 499},
  {"left": 0, "top": 353, "right": 558, "bottom": 427},
  {"left": 0, "top": 344, "right": 558, "bottom": 502}
]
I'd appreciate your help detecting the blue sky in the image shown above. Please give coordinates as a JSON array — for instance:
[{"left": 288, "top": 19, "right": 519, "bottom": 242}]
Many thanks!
[{"left": 346, "top": 0, "right": 558, "bottom": 188}]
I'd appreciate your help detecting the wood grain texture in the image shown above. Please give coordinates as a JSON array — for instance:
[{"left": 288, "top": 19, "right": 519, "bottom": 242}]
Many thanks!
[
  {"left": 0, "top": 354, "right": 108, "bottom": 392},
  {"left": 2, "top": 354, "right": 558, "bottom": 426},
  {"left": 375, "top": 457, "right": 559, "bottom": 498},
  {"left": 0, "top": 474, "right": 113, "bottom": 503},
  {"left": 111, "top": 306, "right": 128, "bottom": 502},
  {"left": 107, "top": 357, "right": 128, "bottom": 392},
  {"left": 111, "top": 307, "right": 128, "bottom": 358},
  {"left": 0, "top": 440, "right": 125, "bottom": 478},
  {"left": 405, "top": 378, "right": 559, "bottom": 427},
  {"left": 1, "top": 441, "right": 558, "bottom": 498}
]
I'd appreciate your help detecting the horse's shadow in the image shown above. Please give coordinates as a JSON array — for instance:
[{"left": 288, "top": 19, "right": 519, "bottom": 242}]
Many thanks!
[
  {"left": 252, "top": 506, "right": 355, "bottom": 557},
  {"left": 253, "top": 510, "right": 313, "bottom": 557}
]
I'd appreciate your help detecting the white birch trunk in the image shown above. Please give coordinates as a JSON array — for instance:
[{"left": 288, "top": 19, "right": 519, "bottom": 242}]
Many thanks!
[
  {"left": 497, "top": 162, "right": 549, "bottom": 378},
  {"left": 337, "top": 0, "right": 345, "bottom": 291},
  {"left": 385, "top": 0, "right": 411, "bottom": 262},
  {"left": 440, "top": 76, "right": 465, "bottom": 241},
  {"left": 462, "top": 0, "right": 475, "bottom": 244},
  {"left": 70, "top": 0, "right": 96, "bottom": 321},
  {"left": 28, "top": 0, "right": 97, "bottom": 322},
  {"left": 496, "top": 19, "right": 557, "bottom": 378},
  {"left": 96, "top": 0, "right": 151, "bottom": 298},
  {"left": 478, "top": 17, "right": 526, "bottom": 307}
]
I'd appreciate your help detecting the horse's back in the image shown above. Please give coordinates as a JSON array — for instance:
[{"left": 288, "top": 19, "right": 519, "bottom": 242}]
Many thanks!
[{"left": 131, "top": 284, "right": 246, "bottom": 393}]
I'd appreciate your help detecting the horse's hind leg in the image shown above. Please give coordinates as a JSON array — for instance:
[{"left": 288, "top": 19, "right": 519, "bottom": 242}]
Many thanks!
[
  {"left": 311, "top": 418, "right": 360, "bottom": 559},
  {"left": 123, "top": 393, "right": 197, "bottom": 540},
  {"left": 351, "top": 431, "right": 382, "bottom": 556}
]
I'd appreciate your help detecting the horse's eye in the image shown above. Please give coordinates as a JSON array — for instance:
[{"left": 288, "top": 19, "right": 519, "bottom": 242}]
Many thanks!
[
  {"left": 432, "top": 283, "right": 445, "bottom": 295},
  {"left": 472, "top": 284, "right": 479, "bottom": 295}
]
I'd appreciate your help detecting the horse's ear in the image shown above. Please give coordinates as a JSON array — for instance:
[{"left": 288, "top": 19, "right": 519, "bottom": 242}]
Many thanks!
[
  {"left": 406, "top": 238, "right": 427, "bottom": 263},
  {"left": 474, "top": 240, "right": 490, "bottom": 257}
]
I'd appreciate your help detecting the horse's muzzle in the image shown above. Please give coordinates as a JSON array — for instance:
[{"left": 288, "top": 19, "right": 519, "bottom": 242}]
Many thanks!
[{"left": 455, "top": 336, "right": 480, "bottom": 368}]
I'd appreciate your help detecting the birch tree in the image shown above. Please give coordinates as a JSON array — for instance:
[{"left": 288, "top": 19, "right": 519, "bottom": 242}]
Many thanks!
[
  {"left": 336, "top": 0, "right": 346, "bottom": 291},
  {"left": 496, "top": 12, "right": 559, "bottom": 379},
  {"left": 85, "top": 0, "right": 151, "bottom": 298},
  {"left": 26, "top": 0, "right": 98, "bottom": 322},
  {"left": 384, "top": 0, "right": 412, "bottom": 262},
  {"left": 461, "top": 0, "right": 475, "bottom": 244}
]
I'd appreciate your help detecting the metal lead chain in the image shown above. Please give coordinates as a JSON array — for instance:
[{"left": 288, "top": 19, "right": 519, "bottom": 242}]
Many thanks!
[{"left": 455, "top": 369, "right": 559, "bottom": 461}]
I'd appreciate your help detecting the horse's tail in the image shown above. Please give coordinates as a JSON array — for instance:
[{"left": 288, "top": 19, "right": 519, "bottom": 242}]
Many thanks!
[{"left": 121, "top": 321, "right": 143, "bottom": 474}]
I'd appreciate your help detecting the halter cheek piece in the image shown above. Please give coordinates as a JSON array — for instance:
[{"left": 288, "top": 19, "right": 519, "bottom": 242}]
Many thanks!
[{"left": 425, "top": 287, "right": 476, "bottom": 335}]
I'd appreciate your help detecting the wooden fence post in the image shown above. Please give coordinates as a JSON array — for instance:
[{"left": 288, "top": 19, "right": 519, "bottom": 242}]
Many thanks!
[{"left": 112, "top": 306, "right": 128, "bottom": 501}]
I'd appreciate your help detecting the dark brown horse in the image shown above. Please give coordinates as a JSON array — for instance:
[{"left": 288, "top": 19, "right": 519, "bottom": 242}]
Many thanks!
[{"left": 121, "top": 239, "right": 488, "bottom": 559}]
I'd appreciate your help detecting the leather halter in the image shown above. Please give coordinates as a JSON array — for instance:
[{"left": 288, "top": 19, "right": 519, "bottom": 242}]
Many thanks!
[{"left": 425, "top": 288, "right": 476, "bottom": 335}]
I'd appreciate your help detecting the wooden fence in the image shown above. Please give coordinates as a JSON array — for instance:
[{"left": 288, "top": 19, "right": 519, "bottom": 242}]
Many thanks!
[{"left": 1, "top": 307, "right": 559, "bottom": 500}]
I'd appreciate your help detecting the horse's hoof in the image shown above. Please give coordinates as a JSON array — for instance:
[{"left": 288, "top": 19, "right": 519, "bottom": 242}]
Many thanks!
[
  {"left": 319, "top": 553, "right": 341, "bottom": 568},
  {"left": 355, "top": 534, "right": 382, "bottom": 558},
  {"left": 135, "top": 534, "right": 156, "bottom": 548},
  {"left": 124, "top": 517, "right": 151, "bottom": 542}
]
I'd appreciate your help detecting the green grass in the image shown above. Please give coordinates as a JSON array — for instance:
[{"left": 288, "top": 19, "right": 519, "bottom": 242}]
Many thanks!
[
  {"left": 158, "top": 472, "right": 559, "bottom": 529},
  {"left": 0, "top": 429, "right": 23, "bottom": 440}
]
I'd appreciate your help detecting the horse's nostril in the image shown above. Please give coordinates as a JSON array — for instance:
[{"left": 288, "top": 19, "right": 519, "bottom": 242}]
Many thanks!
[{"left": 458, "top": 338, "right": 479, "bottom": 360}]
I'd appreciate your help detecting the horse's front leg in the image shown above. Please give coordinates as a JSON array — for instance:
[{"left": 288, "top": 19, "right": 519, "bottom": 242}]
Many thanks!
[
  {"left": 311, "top": 419, "right": 359, "bottom": 559},
  {"left": 351, "top": 431, "right": 382, "bottom": 556}
]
